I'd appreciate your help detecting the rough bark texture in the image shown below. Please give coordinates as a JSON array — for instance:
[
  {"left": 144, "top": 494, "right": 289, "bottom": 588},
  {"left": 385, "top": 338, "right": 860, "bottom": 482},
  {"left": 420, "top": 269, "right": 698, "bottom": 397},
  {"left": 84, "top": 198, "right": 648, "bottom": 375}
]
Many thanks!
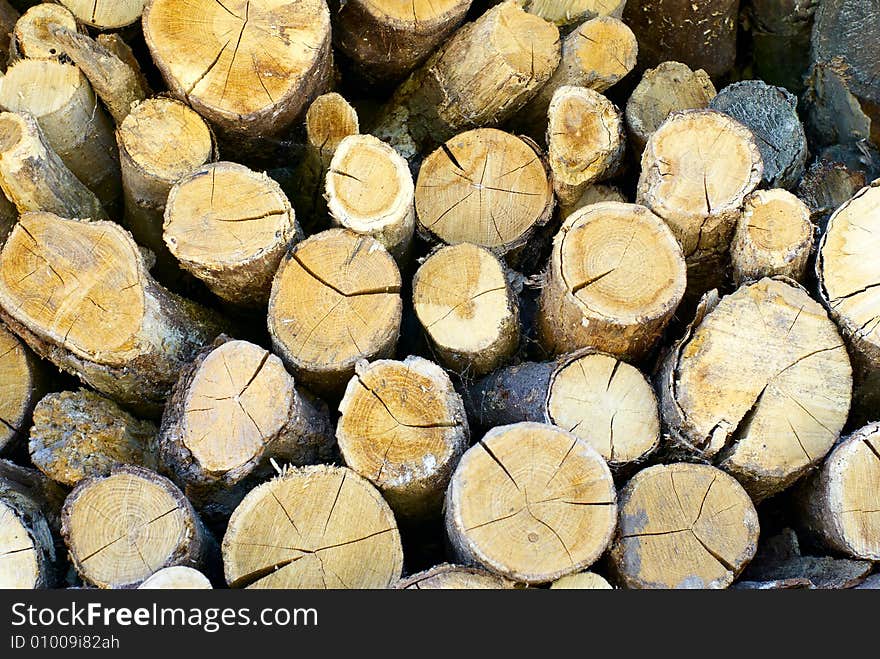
[
  {"left": 747, "top": 0, "right": 817, "bottom": 94},
  {"left": 393, "top": 563, "right": 512, "bottom": 589},
  {"left": 0, "top": 321, "right": 48, "bottom": 453}
]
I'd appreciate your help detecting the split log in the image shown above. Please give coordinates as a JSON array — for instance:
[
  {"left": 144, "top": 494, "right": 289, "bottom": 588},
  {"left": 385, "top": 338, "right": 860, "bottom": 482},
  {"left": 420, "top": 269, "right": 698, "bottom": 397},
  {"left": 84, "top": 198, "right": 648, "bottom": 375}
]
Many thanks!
[
  {"left": 336, "top": 356, "right": 469, "bottom": 519},
  {"left": 0, "top": 60, "right": 120, "bottom": 210},
  {"left": 803, "top": 60, "right": 873, "bottom": 149},
  {"left": 623, "top": 0, "right": 740, "bottom": 78},
  {"left": 158, "top": 338, "right": 335, "bottom": 524},
  {"left": 268, "top": 228, "right": 402, "bottom": 395},
  {"left": 710, "top": 80, "right": 808, "bottom": 189},
  {"left": 559, "top": 184, "right": 626, "bottom": 220},
  {"left": 0, "top": 212, "right": 224, "bottom": 416},
  {"left": 748, "top": 0, "right": 816, "bottom": 94},
  {"left": 138, "top": 565, "right": 212, "bottom": 589},
  {"left": 10, "top": 3, "right": 75, "bottom": 62},
  {"left": 550, "top": 571, "right": 612, "bottom": 589},
  {"left": 445, "top": 422, "right": 616, "bottom": 584},
  {"left": 414, "top": 128, "right": 554, "bottom": 256},
  {"left": 798, "top": 423, "right": 880, "bottom": 560},
  {"left": 164, "top": 161, "right": 301, "bottom": 307},
  {"left": 394, "top": 563, "right": 511, "bottom": 589},
  {"left": 730, "top": 189, "right": 813, "bottom": 286},
  {"left": 372, "top": 1, "right": 560, "bottom": 161},
  {"left": 28, "top": 389, "right": 158, "bottom": 488},
  {"left": 326, "top": 134, "right": 415, "bottom": 262},
  {"left": 817, "top": 181, "right": 880, "bottom": 423},
  {"left": 412, "top": 243, "right": 519, "bottom": 376},
  {"left": 0, "top": 0, "right": 17, "bottom": 65},
  {"left": 537, "top": 201, "right": 686, "bottom": 360},
  {"left": 657, "top": 278, "right": 852, "bottom": 501},
  {"left": 546, "top": 86, "right": 624, "bottom": 207},
  {"left": 222, "top": 465, "right": 404, "bottom": 589},
  {"left": 515, "top": 17, "right": 637, "bottom": 139},
  {"left": 143, "top": 0, "right": 332, "bottom": 141},
  {"left": 0, "top": 474, "right": 56, "bottom": 588},
  {"left": 48, "top": 24, "right": 149, "bottom": 124},
  {"left": 636, "top": 109, "right": 763, "bottom": 295},
  {"left": 609, "top": 463, "right": 759, "bottom": 589},
  {"left": 291, "top": 92, "right": 359, "bottom": 234},
  {"left": 61, "top": 465, "right": 212, "bottom": 589},
  {"left": 625, "top": 61, "right": 717, "bottom": 153},
  {"left": 0, "top": 321, "right": 47, "bottom": 453},
  {"left": 796, "top": 157, "right": 868, "bottom": 228},
  {"left": 96, "top": 34, "right": 152, "bottom": 99},
  {"left": 517, "top": 0, "right": 625, "bottom": 27},
  {"left": 811, "top": 0, "right": 880, "bottom": 145},
  {"left": 59, "top": 0, "right": 146, "bottom": 29},
  {"left": 0, "top": 111, "right": 107, "bottom": 220},
  {"left": 331, "top": 0, "right": 471, "bottom": 83},
  {"left": 117, "top": 97, "right": 215, "bottom": 275}
]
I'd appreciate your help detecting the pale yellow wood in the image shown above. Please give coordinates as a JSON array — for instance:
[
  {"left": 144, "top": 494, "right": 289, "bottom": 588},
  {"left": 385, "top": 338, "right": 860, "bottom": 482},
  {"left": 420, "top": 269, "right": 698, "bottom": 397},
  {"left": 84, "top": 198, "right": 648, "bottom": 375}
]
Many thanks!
[
  {"left": 610, "top": 463, "right": 760, "bottom": 589},
  {"left": 0, "top": 323, "right": 42, "bottom": 452},
  {"left": 337, "top": 356, "right": 468, "bottom": 518},
  {"left": 222, "top": 465, "right": 403, "bottom": 589},
  {"left": 559, "top": 184, "right": 626, "bottom": 220},
  {"left": 518, "top": 0, "right": 625, "bottom": 26},
  {"left": 412, "top": 243, "right": 518, "bottom": 375},
  {"left": 268, "top": 228, "right": 402, "bottom": 394},
  {"left": 446, "top": 422, "right": 616, "bottom": 584},
  {"left": 415, "top": 128, "right": 553, "bottom": 253},
  {"left": 537, "top": 201, "right": 686, "bottom": 359},
  {"left": 11, "top": 3, "right": 77, "bottom": 60},
  {"left": 550, "top": 571, "right": 612, "bottom": 589},
  {"left": 0, "top": 499, "right": 40, "bottom": 589},
  {"left": 60, "top": 0, "right": 145, "bottom": 29},
  {"left": 394, "top": 563, "right": 513, "bottom": 589},
  {"left": 306, "top": 93, "right": 359, "bottom": 168},
  {"left": 138, "top": 566, "right": 212, "bottom": 589},
  {"left": 547, "top": 352, "right": 660, "bottom": 465}
]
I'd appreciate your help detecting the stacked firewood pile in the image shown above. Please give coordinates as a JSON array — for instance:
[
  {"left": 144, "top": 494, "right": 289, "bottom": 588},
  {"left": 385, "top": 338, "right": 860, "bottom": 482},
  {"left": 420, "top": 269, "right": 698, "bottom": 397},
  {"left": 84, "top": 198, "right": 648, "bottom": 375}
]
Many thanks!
[{"left": 0, "top": 0, "right": 878, "bottom": 590}]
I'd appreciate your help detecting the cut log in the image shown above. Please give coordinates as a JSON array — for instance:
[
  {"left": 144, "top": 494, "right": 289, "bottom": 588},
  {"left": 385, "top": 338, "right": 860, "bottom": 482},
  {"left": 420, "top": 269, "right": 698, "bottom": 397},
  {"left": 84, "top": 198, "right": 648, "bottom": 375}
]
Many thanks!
[
  {"left": 515, "top": 17, "right": 637, "bottom": 138},
  {"left": 657, "top": 278, "right": 852, "bottom": 501},
  {"left": 326, "top": 134, "right": 415, "bottom": 262},
  {"left": 748, "top": 0, "right": 816, "bottom": 94},
  {"left": 0, "top": 322, "right": 47, "bottom": 453},
  {"left": 0, "top": 60, "right": 120, "bottom": 210},
  {"left": 268, "top": 228, "right": 402, "bottom": 395},
  {"left": 546, "top": 86, "right": 624, "bottom": 207},
  {"left": 292, "top": 92, "right": 359, "bottom": 234},
  {"left": 158, "top": 338, "right": 335, "bottom": 524},
  {"left": 0, "top": 212, "right": 224, "bottom": 416},
  {"left": 412, "top": 243, "right": 519, "bottom": 376},
  {"left": 164, "top": 161, "right": 301, "bottom": 307},
  {"left": 796, "top": 157, "right": 868, "bottom": 228},
  {"left": 803, "top": 60, "right": 873, "bottom": 149},
  {"left": 609, "top": 463, "right": 759, "bottom": 589},
  {"left": 394, "top": 563, "right": 511, "bottom": 589},
  {"left": 138, "top": 565, "right": 212, "bottom": 589},
  {"left": 28, "top": 389, "right": 157, "bottom": 488},
  {"left": 222, "top": 465, "right": 403, "bottom": 588},
  {"left": 517, "top": 0, "right": 625, "bottom": 27},
  {"left": 48, "top": 24, "right": 148, "bottom": 125},
  {"left": 623, "top": 0, "right": 740, "bottom": 78},
  {"left": 811, "top": 0, "right": 880, "bottom": 145},
  {"left": 117, "top": 97, "right": 215, "bottom": 276},
  {"left": 559, "top": 183, "right": 626, "bottom": 220},
  {"left": 446, "top": 422, "right": 616, "bottom": 584},
  {"left": 537, "top": 201, "right": 686, "bottom": 360},
  {"left": 331, "top": 0, "right": 471, "bottom": 83},
  {"left": 730, "top": 189, "right": 814, "bottom": 285},
  {"left": 143, "top": 0, "right": 332, "bottom": 141},
  {"left": 550, "top": 571, "right": 612, "bottom": 589},
  {"left": 710, "top": 80, "right": 808, "bottom": 189},
  {"left": 415, "top": 128, "right": 554, "bottom": 256},
  {"left": 59, "top": 0, "right": 145, "bottom": 29},
  {"left": 372, "top": 1, "right": 560, "bottom": 160},
  {"left": 10, "top": 3, "right": 76, "bottom": 62},
  {"left": 336, "top": 356, "right": 469, "bottom": 519},
  {"left": 625, "top": 61, "right": 717, "bottom": 153},
  {"left": 0, "top": 459, "right": 66, "bottom": 530},
  {"left": 0, "top": 475, "right": 56, "bottom": 588},
  {"left": 61, "top": 465, "right": 212, "bottom": 589},
  {"left": 636, "top": 109, "right": 763, "bottom": 295},
  {"left": 817, "top": 181, "right": 880, "bottom": 423},
  {"left": 0, "top": 0, "right": 17, "bottom": 66},
  {"left": 546, "top": 351, "right": 660, "bottom": 468},
  {"left": 798, "top": 423, "right": 880, "bottom": 560}
]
